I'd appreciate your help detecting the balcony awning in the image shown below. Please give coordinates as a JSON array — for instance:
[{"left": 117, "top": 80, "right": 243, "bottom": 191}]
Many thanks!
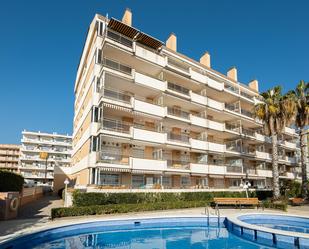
[
  {"left": 108, "top": 18, "right": 139, "bottom": 38},
  {"left": 103, "top": 103, "right": 132, "bottom": 112},
  {"left": 132, "top": 169, "right": 162, "bottom": 174},
  {"left": 224, "top": 175, "right": 244, "bottom": 178},
  {"left": 209, "top": 175, "right": 224, "bottom": 179},
  {"left": 247, "top": 175, "right": 266, "bottom": 180},
  {"left": 108, "top": 18, "right": 163, "bottom": 50},
  {"left": 98, "top": 167, "right": 131, "bottom": 173},
  {"left": 135, "top": 32, "right": 163, "bottom": 50}
]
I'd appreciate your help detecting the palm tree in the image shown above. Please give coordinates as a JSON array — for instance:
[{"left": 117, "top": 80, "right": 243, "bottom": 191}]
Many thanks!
[
  {"left": 254, "top": 86, "right": 294, "bottom": 200},
  {"left": 286, "top": 81, "right": 309, "bottom": 197}
]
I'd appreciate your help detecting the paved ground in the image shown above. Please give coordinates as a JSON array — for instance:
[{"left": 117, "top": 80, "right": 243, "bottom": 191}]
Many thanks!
[
  {"left": 1, "top": 202, "right": 309, "bottom": 243},
  {"left": 0, "top": 195, "right": 63, "bottom": 237}
]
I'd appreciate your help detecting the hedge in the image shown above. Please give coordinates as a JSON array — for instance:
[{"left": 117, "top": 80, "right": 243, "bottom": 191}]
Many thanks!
[
  {"left": 262, "top": 200, "right": 288, "bottom": 211},
  {"left": 0, "top": 170, "right": 24, "bottom": 192},
  {"left": 72, "top": 191, "right": 255, "bottom": 207},
  {"left": 51, "top": 201, "right": 206, "bottom": 219}
]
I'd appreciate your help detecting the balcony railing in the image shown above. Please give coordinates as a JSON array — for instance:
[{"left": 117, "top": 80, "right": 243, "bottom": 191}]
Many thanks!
[
  {"left": 101, "top": 57, "right": 132, "bottom": 75},
  {"left": 100, "top": 118, "right": 131, "bottom": 134},
  {"left": 224, "top": 83, "right": 239, "bottom": 94},
  {"left": 225, "top": 103, "right": 239, "bottom": 112},
  {"left": 97, "top": 152, "right": 130, "bottom": 165},
  {"left": 226, "top": 166, "right": 242, "bottom": 173},
  {"left": 167, "top": 132, "right": 190, "bottom": 143},
  {"left": 102, "top": 88, "right": 132, "bottom": 103},
  {"left": 242, "top": 128, "right": 255, "bottom": 137},
  {"left": 167, "top": 107, "right": 190, "bottom": 120},
  {"left": 166, "top": 159, "right": 190, "bottom": 170},
  {"left": 225, "top": 123, "right": 240, "bottom": 133},
  {"left": 167, "top": 82, "right": 190, "bottom": 96},
  {"left": 167, "top": 58, "right": 190, "bottom": 72},
  {"left": 240, "top": 91, "right": 253, "bottom": 100},
  {"left": 106, "top": 29, "right": 133, "bottom": 48},
  {"left": 241, "top": 109, "right": 253, "bottom": 118}
]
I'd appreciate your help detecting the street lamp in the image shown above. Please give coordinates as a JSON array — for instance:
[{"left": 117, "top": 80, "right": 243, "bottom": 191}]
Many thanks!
[
  {"left": 240, "top": 181, "right": 251, "bottom": 198},
  {"left": 64, "top": 178, "right": 69, "bottom": 207}
]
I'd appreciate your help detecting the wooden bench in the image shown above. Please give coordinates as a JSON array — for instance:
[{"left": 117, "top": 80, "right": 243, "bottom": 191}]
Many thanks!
[
  {"left": 213, "top": 197, "right": 262, "bottom": 209},
  {"left": 291, "top": 198, "right": 304, "bottom": 206}
]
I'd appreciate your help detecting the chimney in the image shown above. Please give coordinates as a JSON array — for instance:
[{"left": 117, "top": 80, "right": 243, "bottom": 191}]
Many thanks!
[
  {"left": 200, "top": 52, "right": 211, "bottom": 68},
  {"left": 227, "top": 67, "right": 238, "bottom": 82},
  {"left": 122, "top": 8, "right": 132, "bottom": 26},
  {"left": 249, "top": 79, "right": 259, "bottom": 92},
  {"left": 166, "top": 33, "right": 177, "bottom": 51}
]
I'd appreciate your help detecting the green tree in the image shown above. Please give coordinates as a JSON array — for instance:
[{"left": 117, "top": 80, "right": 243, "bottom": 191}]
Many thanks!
[
  {"left": 286, "top": 80, "right": 309, "bottom": 197},
  {"left": 254, "top": 86, "right": 294, "bottom": 200}
]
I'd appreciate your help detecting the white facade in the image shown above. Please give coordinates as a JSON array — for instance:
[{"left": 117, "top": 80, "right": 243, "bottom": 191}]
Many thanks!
[
  {"left": 20, "top": 130, "right": 72, "bottom": 186},
  {"left": 71, "top": 11, "right": 301, "bottom": 190}
]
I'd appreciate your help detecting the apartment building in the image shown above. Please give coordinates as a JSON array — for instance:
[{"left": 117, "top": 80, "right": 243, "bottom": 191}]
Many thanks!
[
  {"left": 71, "top": 9, "right": 300, "bottom": 190},
  {"left": 20, "top": 130, "right": 72, "bottom": 186},
  {"left": 0, "top": 144, "right": 20, "bottom": 172}
]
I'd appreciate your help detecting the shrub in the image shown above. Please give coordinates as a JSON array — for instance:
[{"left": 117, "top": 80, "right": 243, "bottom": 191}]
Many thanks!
[
  {"left": 280, "top": 180, "right": 302, "bottom": 198},
  {"left": 255, "top": 190, "right": 273, "bottom": 200},
  {"left": 262, "top": 200, "right": 288, "bottom": 211},
  {"left": 72, "top": 191, "right": 250, "bottom": 207},
  {"left": 51, "top": 200, "right": 207, "bottom": 219},
  {"left": 0, "top": 170, "right": 24, "bottom": 192}
]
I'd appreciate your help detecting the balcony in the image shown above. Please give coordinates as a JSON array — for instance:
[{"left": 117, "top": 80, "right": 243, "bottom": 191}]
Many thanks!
[
  {"left": 240, "top": 91, "right": 254, "bottom": 101},
  {"left": 255, "top": 151, "right": 271, "bottom": 160},
  {"left": 208, "top": 142, "right": 226, "bottom": 153},
  {"left": 190, "top": 91, "right": 207, "bottom": 105},
  {"left": 226, "top": 166, "right": 243, "bottom": 173},
  {"left": 190, "top": 138, "right": 208, "bottom": 151},
  {"left": 167, "top": 132, "right": 190, "bottom": 144},
  {"left": 190, "top": 114, "right": 208, "bottom": 128},
  {"left": 131, "top": 157, "right": 167, "bottom": 171},
  {"left": 97, "top": 152, "right": 129, "bottom": 165},
  {"left": 282, "top": 140, "right": 297, "bottom": 150},
  {"left": 284, "top": 127, "right": 296, "bottom": 136},
  {"left": 167, "top": 107, "right": 190, "bottom": 121},
  {"left": 225, "top": 103, "right": 239, "bottom": 113},
  {"left": 224, "top": 83, "right": 239, "bottom": 95},
  {"left": 133, "top": 99, "right": 165, "bottom": 117},
  {"left": 208, "top": 120, "right": 225, "bottom": 131},
  {"left": 100, "top": 118, "right": 132, "bottom": 137},
  {"left": 101, "top": 88, "right": 132, "bottom": 105},
  {"left": 225, "top": 123, "right": 240, "bottom": 133},
  {"left": 241, "top": 109, "right": 253, "bottom": 119},
  {"left": 101, "top": 57, "right": 132, "bottom": 75},
  {"left": 207, "top": 77, "right": 224, "bottom": 91},
  {"left": 132, "top": 127, "right": 166, "bottom": 144},
  {"left": 106, "top": 29, "right": 133, "bottom": 48},
  {"left": 190, "top": 163, "right": 208, "bottom": 174},
  {"left": 208, "top": 165, "right": 226, "bottom": 174},
  {"left": 135, "top": 44, "right": 166, "bottom": 67},
  {"left": 166, "top": 160, "right": 190, "bottom": 171},
  {"left": 167, "top": 82, "right": 190, "bottom": 97},
  {"left": 134, "top": 72, "right": 166, "bottom": 91},
  {"left": 242, "top": 128, "right": 255, "bottom": 137},
  {"left": 207, "top": 97, "right": 224, "bottom": 111},
  {"left": 255, "top": 132, "right": 266, "bottom": 142},
  {"left": 167, "top": 58, "right": 190, "bottom": 76},
  {"left": 256, "top": 169, "right": 272, "bottom": 177},
  {"left": 190, "top": 68, "right": 208, "bottom": 84}
]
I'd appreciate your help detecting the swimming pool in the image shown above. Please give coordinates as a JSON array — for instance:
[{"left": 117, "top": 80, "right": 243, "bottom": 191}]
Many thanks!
[
  {"left": 239, "top": 214, "right": 309, "bottom": 233},
  {"left": 0, "top": 217, "right": 274, "bottom": 249}
]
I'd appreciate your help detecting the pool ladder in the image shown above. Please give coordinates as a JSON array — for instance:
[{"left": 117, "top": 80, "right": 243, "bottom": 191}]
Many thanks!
[{"left": 205, "top": 204, "right": 220, "bottom": 227}]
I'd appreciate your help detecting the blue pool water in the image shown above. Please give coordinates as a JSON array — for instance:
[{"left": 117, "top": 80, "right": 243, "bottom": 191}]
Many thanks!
[
  {"left": 239, "top": 214, "right": 309, "bottom": 234},
  {"left": 0, "top": 218, "right": 274, "bottom": 249}
]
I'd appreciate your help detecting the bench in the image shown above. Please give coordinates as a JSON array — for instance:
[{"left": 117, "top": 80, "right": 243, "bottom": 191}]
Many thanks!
[
  {"left": 213, "top": 197, "right": 262, "bottom": 209},
  {"left": 291, "top": 198, "right": 304, "bottom": 206}
]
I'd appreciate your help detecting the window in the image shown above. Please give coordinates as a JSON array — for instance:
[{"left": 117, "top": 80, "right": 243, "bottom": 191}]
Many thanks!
[
  {"left": 181, "top": 177, "right": 190, "bottom": 187},
  {"left": 99, "top": 173, "right": 120, "bottom": 186},
  {"left": 132, "top": 175, "right": 144, "bottom": 188},
  {"left": 162, "top": 176, "right": 171, "bottom": 187}
]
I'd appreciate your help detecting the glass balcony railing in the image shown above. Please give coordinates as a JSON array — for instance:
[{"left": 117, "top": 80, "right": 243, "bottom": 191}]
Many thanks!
[
  {"left": 167, "top": 82, "right": 190, "bottom": 96},
  {"left": 101, "top": 57, "right": 132, "bottom": 75},
  {"left": 242, "top": 128, "right": 255, "bottom": 137},
  {"left": 225, "top": 103, "right": 239, "bottom": 112},
  {"left": 225, "top": 123, "right": 240, "bottom": 133},
  {"left": 167, "top": 107, "right": 190, "bottom": 119},
  {"left": 224, "top": 83, "right": 239, "bottom": 94},
  {"left": 97, "top": 152, "right": 129, "bottom": 165},
  {"left": 240, "top": 91, "right": 253, "bottom": 100},
  {"left": 167, "top": 132, "right": 190, "bottom": 143},
  {"left": 226, "top": 166, "right": 242, "bottom": 173},
  {"left": 106, "top": 29, "right": 133, "bottom": 47},
  {"left": 100, "top": 118, "right": 131, "bottom": 134},
  {"left": 167, "top": 58, "right": 190, "bottom": 72},
  {"left": 102, "top": 88, "right": 132, "bottom": 103},
  {"left": 241, "top": 109, "right": 253, "bottom": 118},
  {"left": 166, "top": 159, "right": 190, "bottom": 170}
]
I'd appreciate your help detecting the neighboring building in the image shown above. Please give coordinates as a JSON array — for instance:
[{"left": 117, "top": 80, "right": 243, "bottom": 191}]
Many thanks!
[
  {"left": 70, "top": 9, "right": 300, "bottom": 190},
  {"left": 0, "top": 144, "right": 20, "bottom": 172},
  {"left": 20, "top": 130, "right": 72, "bottom": 186}
]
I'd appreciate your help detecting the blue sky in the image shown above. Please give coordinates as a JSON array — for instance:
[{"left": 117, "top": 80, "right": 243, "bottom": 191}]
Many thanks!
[{"left": 0, "top": 0, "right": 308, "bottom": 144}]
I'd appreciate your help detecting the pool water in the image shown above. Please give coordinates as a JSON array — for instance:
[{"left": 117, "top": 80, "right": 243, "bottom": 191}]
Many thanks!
[
  {"left": 1, "top": 218, "right": 274, "bottom": 249},
  {"left": 239, "top": 214, "right": 309, "bottom": 234},
  {"left": 32, "top": 227, "right": 272, "bottom": 249}
]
